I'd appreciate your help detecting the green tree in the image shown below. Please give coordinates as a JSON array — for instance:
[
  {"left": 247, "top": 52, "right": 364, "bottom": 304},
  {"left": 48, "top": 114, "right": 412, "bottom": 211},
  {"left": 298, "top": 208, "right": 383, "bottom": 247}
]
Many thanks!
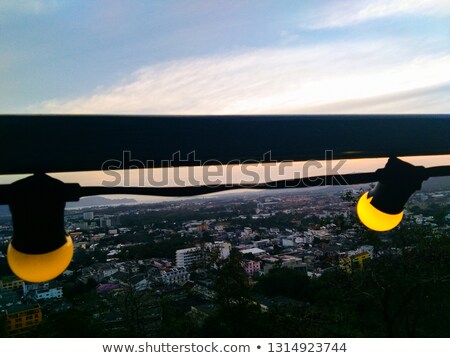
[
  {"left": 255, "top": 267, "right": 313, "bottom": 302},
  {"left": 214, "top": 248, "right": 250, "bottom": 309},
  {"left": 198, "top": 248, "right": 264, "bottom": 337},
  {"left": 34, "top": 309, "right": 104, "bottom": 338}
]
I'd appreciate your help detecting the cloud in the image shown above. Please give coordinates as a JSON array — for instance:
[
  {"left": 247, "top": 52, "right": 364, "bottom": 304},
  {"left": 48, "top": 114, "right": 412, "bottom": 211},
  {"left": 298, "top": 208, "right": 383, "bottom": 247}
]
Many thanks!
[
  {"left": 295, "top": 82, "right": 450, "bottom": 114},
  {"left": 302, "top": 0, "right": 450, "bottom": 29},
  {"left": 30, "top": 39, "right": 450, "bottom": 115}
]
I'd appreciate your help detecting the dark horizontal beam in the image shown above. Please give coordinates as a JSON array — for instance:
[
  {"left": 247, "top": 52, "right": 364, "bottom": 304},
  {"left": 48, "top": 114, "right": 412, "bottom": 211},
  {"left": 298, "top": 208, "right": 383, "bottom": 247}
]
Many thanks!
[{"left": 1, "top": 114, "right": 449, "bottom": 175}]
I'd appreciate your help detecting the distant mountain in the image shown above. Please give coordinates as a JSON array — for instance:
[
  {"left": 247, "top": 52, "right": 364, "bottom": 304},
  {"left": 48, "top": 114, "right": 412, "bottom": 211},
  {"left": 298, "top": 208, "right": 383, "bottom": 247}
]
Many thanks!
[
  {"left": 66, "top": 196, "right": 137, "bottom": 208},
  {"left": 421, "top": 176, "right": 450, "bottom": 192},
  {"left": 0, "top": 196, "right": 138, "bottom": 216}
]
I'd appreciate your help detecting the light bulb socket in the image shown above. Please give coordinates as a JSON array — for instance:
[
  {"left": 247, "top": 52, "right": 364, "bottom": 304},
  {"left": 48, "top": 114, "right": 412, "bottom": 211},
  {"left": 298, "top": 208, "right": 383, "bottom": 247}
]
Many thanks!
[
  {"left": 8, "top": 174, "right": 69, "bottom": 254},
  {"left": 369, "top": 157, "right": 427, "bottom": 214}
]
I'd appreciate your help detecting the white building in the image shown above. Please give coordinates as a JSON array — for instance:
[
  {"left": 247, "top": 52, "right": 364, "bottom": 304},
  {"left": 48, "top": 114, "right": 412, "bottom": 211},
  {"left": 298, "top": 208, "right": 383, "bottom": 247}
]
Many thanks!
[
  {"left": 24, "top": 282, "right": 63, "bottom": 300},
  {"left": 253, "top": 239, "right": 270, "bottom": 248},
  {"left": 176, "top": 242, "right": 231, "bottom": 268},
  {"left": 35, "top": 286, "right": 63, "bottom": 300},
  {"left": 176, "top": 247, "right": 203, "bottom": 268},
  {"left": 160, "top": 267, "right": 190, "bottom": 285},
  {"left": 240, "top": 247, "right": 266, "bottom": 256},
  {"left": 83, "top": 211, "right": 94, "bottom": 221},
  {"left": 214, "top": 241, "right": 231, "bottom": 260},
  {"left": 281, "top": 237, "right": 295, "bottom": 247}
]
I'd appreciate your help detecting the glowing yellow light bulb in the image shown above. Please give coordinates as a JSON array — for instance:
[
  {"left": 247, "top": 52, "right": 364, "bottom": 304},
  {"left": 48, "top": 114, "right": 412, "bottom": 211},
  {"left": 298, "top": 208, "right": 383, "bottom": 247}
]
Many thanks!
[
  {"left": 356, "top": 192, "right": 403, "bottom": 232},
  {"left": 7, "top": 235, "right": 73, "bottom": 283}
]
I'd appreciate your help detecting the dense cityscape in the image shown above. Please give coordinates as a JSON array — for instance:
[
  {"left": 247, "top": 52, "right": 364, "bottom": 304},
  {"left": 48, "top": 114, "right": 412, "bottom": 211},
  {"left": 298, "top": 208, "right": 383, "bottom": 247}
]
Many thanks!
[{"left": 1, "top": 180, "right": 449, "bottom": 337}]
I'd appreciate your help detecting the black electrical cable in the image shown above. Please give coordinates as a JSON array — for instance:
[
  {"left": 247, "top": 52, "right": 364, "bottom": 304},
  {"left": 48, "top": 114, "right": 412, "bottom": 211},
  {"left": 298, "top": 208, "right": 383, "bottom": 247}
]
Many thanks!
[{"left": 0, "top": 165, "right": 449, "bottom": 204}]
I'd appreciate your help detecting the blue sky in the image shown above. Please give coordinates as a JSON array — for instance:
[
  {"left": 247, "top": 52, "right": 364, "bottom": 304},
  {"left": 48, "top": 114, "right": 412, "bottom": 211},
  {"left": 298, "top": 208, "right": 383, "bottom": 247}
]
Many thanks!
[{"left": 2, "top": 0, "right": 450, "bottom": 114}]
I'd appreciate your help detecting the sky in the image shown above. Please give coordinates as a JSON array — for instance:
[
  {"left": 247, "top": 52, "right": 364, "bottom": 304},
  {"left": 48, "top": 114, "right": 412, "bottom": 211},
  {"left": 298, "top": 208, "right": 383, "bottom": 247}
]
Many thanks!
[
  {"left": 1, "top": 0, "right": 450, "bottom": 114},
  {"left": 1, "top": 0, "right": 449, "bottom": 194}
]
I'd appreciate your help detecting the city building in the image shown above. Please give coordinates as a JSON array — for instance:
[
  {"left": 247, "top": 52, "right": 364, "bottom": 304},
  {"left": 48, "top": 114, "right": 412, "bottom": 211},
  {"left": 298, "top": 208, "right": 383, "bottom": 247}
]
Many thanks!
[
  {"left": 23, "top": 282, "right": 63, "bottom": 301},
  {"left": 100, "top": 216, "right": 112, "bottom": 228},
  {"left": 74, "top": 221, "right": 90, "bottom": 231},
  {"left": 0, "top": 276, "right": 24, "bottom": 291},
  {"left": 240, "top": 247, "right": 266, "bottom": 256},
  {"left": 214, "top": 241, "right": 231, "bottom": 260},
  {"left": 281, "top": 237, "right": 295, "bottom": 247},
  {"left": 339, "top": 252, "right": 371, "bottom": 273},
  {"left": 176, "top": 247, "right": 203, "bottom": 268},
  {"left": 253, "top": 239, "right": 271, "bottom": 248},
  {"left": 176, "top": 242, "right": 231, "bottom": 268},
  {"left": 83, "top": 211, "right": 94, "bottom": 221},
  {"left": 184, "top": 221, "right": 205, "bottom": 232},
  {"left": 0, "top": 289, "right": 21, "bottom": 309},
  {"left": 263, "top": 256, "right": 307, "bottom": 274},
  {"left": 80, "top": 263, "right": 119, "bottom": 283},
  {"left": 160, "top": 267, "right": 190, "bottom": 285},
  {"left": 358, "top": 245, "right": 375, "bottom": 259},
  {"left": 5, "top": 304, "right": 42, "bottom": 336},
  {"left": 129, "top": 274, "right": 150, "bottom": 292},
  {"left": 34, "top": 286, "right": 63, "bottom": 301},
  {"left": 243, "top": 260, "right": 261, "bottom": 276}
]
